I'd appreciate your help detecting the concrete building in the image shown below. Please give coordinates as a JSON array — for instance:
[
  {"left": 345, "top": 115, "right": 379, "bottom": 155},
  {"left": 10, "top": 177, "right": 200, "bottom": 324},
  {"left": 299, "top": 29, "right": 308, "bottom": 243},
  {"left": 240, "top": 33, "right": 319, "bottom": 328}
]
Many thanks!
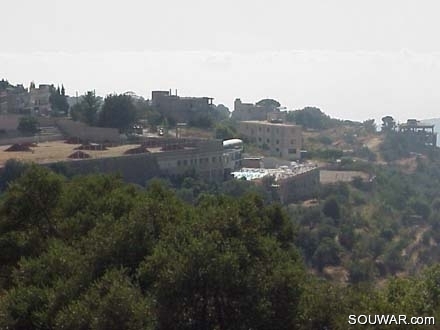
[
  {"left": 222, "top": 139, "right": 243, "bottom": 172},
  {"left": 277, "top": 167, "right": 320, "bottom": 204},
  {"left": 0, "top": 85, "right": 30, "bottom": 114},
  {"left": 231, "top": 98, "right": 276, "bottom": 121},
  {"left": 398, "top": 119, "right": 437, "bottom": 147},
  {"left": 151, "top": 90, "right": 214, "bottom": 123},
  {"left": 231, "top": 164, "right": 319, "bottom": 203},
  {"left": 152, "top": 138, "right": 225, "bottom": 182},
  {"left": 238, "top": 120, "right": 302, "bottom": 160},
  {"left": 29, "top": 84, "right": 52, "bottom": 115},
  {"left": 0, "top": 137, "right": 226, "bottom": 184}
]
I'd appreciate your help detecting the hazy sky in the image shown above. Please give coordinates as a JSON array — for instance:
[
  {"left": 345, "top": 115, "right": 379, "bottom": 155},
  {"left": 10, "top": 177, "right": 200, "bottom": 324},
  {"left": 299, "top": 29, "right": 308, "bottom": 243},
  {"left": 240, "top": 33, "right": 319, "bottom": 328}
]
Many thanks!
[{"left": 2, "top": 0, "right": 440, "bottom": 122}]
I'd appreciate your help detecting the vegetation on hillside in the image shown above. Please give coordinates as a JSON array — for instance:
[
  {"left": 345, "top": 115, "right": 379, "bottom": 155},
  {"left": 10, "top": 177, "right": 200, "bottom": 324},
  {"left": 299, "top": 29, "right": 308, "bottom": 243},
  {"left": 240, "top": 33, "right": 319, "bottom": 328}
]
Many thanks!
[
  {"left": 0, "top": 161, "right": 440, "bottom": 328},
  {"left": 17, "top": 116, "right": 39, "bottom": 135},
  {"left": 70, "top": 91, "right": 102, "bottom": 126},
  {"left": 49, "top": 85, "right": 69, "bottom": 116},
  {"left": 286, "top": 107, "right": 347, "bottom": 130},
  {"left": 98, "top": 94, "right": 138, "bottom": 131}
]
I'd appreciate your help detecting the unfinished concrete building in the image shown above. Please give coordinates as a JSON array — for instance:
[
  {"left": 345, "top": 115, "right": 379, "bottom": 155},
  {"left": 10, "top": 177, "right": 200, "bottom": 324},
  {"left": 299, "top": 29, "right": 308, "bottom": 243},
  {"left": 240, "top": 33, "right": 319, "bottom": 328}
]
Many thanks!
[
  {"left": 231, "top": 98, "right": 276, "bottom": 121},
  {"left": 151, "top": 90, "right": 214, "bottom": 123},
  {"left": 238, "top": 118, "right": 302, "bottom": 160},
  {"left": 398, "top": 119, "right": 437, "bottom": 147}
]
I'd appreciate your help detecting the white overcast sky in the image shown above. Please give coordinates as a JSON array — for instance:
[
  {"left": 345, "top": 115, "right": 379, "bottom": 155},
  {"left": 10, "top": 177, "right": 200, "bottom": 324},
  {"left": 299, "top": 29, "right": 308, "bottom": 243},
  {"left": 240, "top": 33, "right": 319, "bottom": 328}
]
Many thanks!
[{"left": 2, "top": 0, "right": 440, "bottom": 122}]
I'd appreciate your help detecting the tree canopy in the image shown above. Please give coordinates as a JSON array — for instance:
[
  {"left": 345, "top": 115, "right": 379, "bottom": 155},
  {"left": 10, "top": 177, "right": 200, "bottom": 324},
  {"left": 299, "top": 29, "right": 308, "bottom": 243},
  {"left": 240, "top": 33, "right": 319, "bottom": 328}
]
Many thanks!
[
  {"left": 2, "top": 161, "right": 440, "bottom": 328},
  {"left": 70, "top": 91, "right": 102, "bottom": 125},
  {"left": 99, "top": 94, "right": 137, "bottom": 131},
  {"left": 17, "top": 116, "right": 39, "bottom": 135},
  {"left": 286, "top": 107, "right": 344, "bottom": 129},
  {"left": 49, "top": 85, "right": 69, "bottom": 116},
  {"left": 0, "top": 167, "right": 305, "bottom": 329},
  {"left": 256, "top": 98, "right": 280, "bottom": 109}
]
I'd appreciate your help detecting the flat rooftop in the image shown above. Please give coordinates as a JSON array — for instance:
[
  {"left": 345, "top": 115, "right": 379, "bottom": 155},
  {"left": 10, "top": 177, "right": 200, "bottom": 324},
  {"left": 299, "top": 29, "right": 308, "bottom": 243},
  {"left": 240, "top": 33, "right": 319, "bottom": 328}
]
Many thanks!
[
  {"left": 231, "top": 164, "right": 317, "bottom": 181},
  {"left": 240, "top": 120, "right": 299, "bottom": 127},
  {"left": 0, "top": 141, "right": 195, "bottom": 167}
]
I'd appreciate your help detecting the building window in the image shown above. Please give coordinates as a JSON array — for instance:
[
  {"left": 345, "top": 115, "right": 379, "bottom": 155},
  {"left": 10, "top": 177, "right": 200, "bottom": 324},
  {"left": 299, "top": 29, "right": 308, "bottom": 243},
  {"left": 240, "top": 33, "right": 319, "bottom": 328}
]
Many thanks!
[
  {"left": 183, "top": 160, "right": 188, "bottom": 166},
  {"left": 276, "top": 139, "right": 279, "bottom": 144},
  {"left": 267, "top": 138, "right": 270, "bottom": 143},
  {"left": 177, "top": 160, "right": 181, "bottom": 166},
  {"left": 258, "top": 137, "right": 262, "bottom": 142},
  {"left": 259, "top": 127, "right": 262, "bottom": 131},
  {"left": 288, "top": 148, "right": 297, "bottom": 154},
  {"left": 276, "top": 147, "right": 279, "bottom": 152},
  {"left": 212, "top": 157, "right": 216, "bottom": 163},
  {"left": 267, "top": 127, "right": 270, "bottom": 132},
  {"left": 291, "top": 139, "right": 295, "bottom": 145}
]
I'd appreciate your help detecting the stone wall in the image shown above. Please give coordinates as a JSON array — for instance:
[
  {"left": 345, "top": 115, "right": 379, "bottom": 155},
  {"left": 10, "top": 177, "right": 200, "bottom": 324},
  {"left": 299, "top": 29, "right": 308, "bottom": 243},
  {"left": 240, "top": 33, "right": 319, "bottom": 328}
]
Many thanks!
[
  {"left": 56, "top": 119, "right": 120, "bottom": 143},
  {"left": 48, "top": 153, "right": 161, "bottom": 186}
]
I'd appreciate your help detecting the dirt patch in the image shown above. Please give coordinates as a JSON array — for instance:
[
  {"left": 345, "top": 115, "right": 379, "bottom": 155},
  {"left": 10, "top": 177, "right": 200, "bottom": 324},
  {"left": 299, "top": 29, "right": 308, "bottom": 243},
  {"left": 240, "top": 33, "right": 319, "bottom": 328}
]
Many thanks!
[
  {"left": 394, "top": 156, "right": 421, "bottom": 174},
  {"left": 0, "top": 141, "right": 143, "bottom": 166},
  {"left": 65, "top": 137, "right": 83, "bottom": 144},
  {"left": 302, "top": 199, "right": 319, "bottom": 207},
  {"left": 323, "top": 266, "right": 349, "bottom": 283},
  {"left": 320, "top": 170, "right": 369, "bottom": 184}
]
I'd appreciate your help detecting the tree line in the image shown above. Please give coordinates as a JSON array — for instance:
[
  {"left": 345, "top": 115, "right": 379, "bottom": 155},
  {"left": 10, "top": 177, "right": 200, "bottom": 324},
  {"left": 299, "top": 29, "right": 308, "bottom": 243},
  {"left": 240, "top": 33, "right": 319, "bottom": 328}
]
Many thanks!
[{"left": 1, "top": 165, "right": 440, "bottom": 329}]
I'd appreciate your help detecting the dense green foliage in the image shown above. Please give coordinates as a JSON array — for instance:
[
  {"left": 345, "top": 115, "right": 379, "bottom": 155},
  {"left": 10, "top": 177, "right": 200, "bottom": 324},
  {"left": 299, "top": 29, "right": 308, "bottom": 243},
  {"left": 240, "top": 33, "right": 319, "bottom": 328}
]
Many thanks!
[
  {"left": 255, "top": 99, "right": 280, "bottom": 109},
  {"left": 0, "top": 79, "right": 12, "bottom": 90},
  {"left": 17, "top": 116, "right": 39, "bottom": 135},
  {"left": 286, "top": 107, "right": 344, "bottom": 130},
  {"left": 380, "top": 131, "right": 430, "bottom": 162},
  {"left": 2, "top": 159, "right": 440, "bottom": 328},
  {"left": 214, "top": 120, "right": 237, "bottom": 140},
  {"left": 49, "top": 85, "right": 69, "bottom": 116},
  {"left": 187, "top": 104, "right": 230, "bottom": 129},
  {"left": 70, "top": 91, "right": 102, "bottom": 125},
  {"left": 99, "top": 94, "right": 137, "bottom": 131},
  {"left": 0, "top": 167, "right": 303, "bottom": 329}
]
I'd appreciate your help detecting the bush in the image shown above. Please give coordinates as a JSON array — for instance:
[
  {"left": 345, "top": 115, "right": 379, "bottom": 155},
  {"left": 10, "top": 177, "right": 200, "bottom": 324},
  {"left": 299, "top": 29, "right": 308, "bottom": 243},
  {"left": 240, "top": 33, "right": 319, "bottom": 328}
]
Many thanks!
[{"left": 17, "top": 116, "right": 39, "bottom": 135}]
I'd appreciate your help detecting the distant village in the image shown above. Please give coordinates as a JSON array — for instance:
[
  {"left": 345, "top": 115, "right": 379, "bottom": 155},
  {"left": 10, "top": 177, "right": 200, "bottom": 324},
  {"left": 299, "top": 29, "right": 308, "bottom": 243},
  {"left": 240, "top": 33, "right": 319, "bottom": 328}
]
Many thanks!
[{"left": 0, "top": 79, "right": 437, "bottom": 204}]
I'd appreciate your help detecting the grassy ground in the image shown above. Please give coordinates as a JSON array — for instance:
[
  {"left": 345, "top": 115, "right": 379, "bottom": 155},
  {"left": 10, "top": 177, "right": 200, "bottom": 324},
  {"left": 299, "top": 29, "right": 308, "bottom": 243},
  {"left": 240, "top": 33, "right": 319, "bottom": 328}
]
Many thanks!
[{"left": 0, "top": 142, "right": 141, "bottom": 166}]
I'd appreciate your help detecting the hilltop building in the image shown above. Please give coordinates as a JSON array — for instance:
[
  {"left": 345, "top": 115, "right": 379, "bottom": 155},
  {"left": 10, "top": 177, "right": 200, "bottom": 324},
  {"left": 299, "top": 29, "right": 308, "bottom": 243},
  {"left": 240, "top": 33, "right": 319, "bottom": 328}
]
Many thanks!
[
  {"left": 237, "top": 113, "right": 302, "bottom": 160},
  {"left": 151, "top": 90, "right": 214, "bottom": 123},
  {"left": 232, "top": 98, "right": 278, "bottom": 121},
  {"left": 0, "top": 84, "right": 29, "bottom": 114},
  {"left": 0, "top": 82, "right": 52, "bottom": 115},
  {"left": 29, "top": 83, "right": 52, "bottom": 115},
  {"left": 398, "top": 119, "right": 437, "bottom": 147},
  {"left": 222, "top": 138, "right": 243, "bottom": 172}
]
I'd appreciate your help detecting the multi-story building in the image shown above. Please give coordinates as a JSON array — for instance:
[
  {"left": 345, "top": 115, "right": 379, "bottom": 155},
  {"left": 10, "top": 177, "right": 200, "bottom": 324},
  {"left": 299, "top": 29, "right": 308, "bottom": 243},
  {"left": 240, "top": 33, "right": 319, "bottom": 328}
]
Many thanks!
[
  {"left": 231, "top": 98, "right": 276, "bottom": 121},
  {"left": 222, "top": 139, "right": 243, "bottom": 172},
  {"left": 398, "top": 119, "right": 437, "bottom": 147},
  {"left": 238, "top": 119, "right": 302, "bottom": 160},
  {"left": 151, "top": 90, "right": 214, "bottom": 123},
  {"left": 29, "top": 84, "right": 52, "bottom": 115},
  {"left": 0, "top": 85, "right": 30, "bottom": 114}
]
